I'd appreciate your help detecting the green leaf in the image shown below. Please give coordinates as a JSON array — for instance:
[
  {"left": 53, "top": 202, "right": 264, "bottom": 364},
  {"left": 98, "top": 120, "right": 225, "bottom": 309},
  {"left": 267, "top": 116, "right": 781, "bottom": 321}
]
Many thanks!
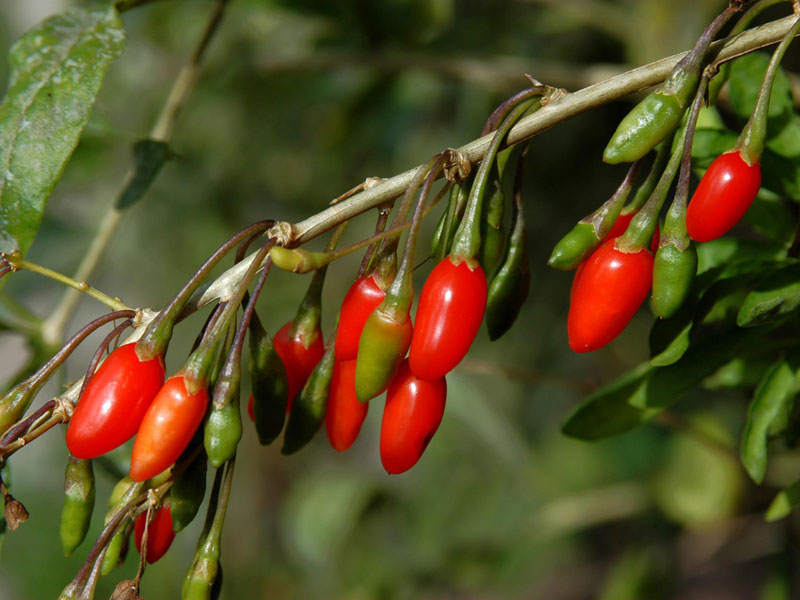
[
  {"left": 765, "top": 479, "right": 800, "bottom": 521},
  {"left": 728, "top": 52, "right": 794, "bottom": 135},
  {"left": 738, "top": 263, "right": 800, "bottom": 327},
  {"left": 740, "top": 355, "right": 800, "bottom": 484},
  {"left": 0, "top": 6, "right": 126, "bottom": 256},
  {"left": 115, "top": 139, "right": 171, "bottom": 209},
  {"left": 562, "top": 363, "right": 658, "bottom": 441},
  {"left": 743, "top": 190, "right": 794, "bottom": 244},
  {"left": 630, "top": 327, "right": 770, "bottom": 410},
  {"left": 695, "top": 238, "right": 785, "bottom": 276},
  {"left": 702, "top": 355, "right": 775, "bottom": 390},
  {"left": 691, "top": 128, "right": 737, "bottom": 170},
  {"left": 649, "top": 305, "right": 693, "bottom": 367}
]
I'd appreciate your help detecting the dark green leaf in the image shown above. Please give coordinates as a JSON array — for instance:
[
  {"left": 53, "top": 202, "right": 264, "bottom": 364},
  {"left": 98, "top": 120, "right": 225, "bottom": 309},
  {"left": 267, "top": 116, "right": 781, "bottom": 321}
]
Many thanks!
[
  {"left": 728, "top": 52, "right": 794, "bottom": 134},
  {"left": 743, "top": 190, "right": 794, "bottom": 244},
  {"left": 765, "top": 479, "right": 800, "bottom": 521},
  {"left": 738, "top": 263, "right": 800, "bottom": 327},
  {"left": 649, "top": 305, "right": 693, "bottom": 367},
  {"left": 562, "top": 363, "right": 658, "bottom": 441},
  {"left": 0, "top": 7, "right": 126, "bottom": 256},
  {"left": 630, "top": 327, "right": 771, "bottom": 410},
  {"left": 740, "top": 355, "right": 800, "bottom": 484},
  {"left": 115, "top": 139, "right": 171, "bottom": 209}
]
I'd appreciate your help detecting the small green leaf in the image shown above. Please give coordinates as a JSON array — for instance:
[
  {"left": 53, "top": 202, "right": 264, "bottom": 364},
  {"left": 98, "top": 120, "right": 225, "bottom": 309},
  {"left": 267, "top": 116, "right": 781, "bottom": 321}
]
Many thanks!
[
  {"left": 728, "top": 52, "right": 794, "bottom": 134},
  {"left": 115, "top": 139, "right": 171, "bottom": 209},
  {"left": 740, "top": 356, "right": 800, "bottom": 484},
  {"left": 765, "top": 479, "right": 800, "bottom": 521},
  {"left": 0, "top": 6, "right": 126, "bottom": 257},
  {"left": 738, "top": 263, "right": 800, "bottom": 327},
  {"left": 562, "top": 363, "right": 657, "bottom": 441}
]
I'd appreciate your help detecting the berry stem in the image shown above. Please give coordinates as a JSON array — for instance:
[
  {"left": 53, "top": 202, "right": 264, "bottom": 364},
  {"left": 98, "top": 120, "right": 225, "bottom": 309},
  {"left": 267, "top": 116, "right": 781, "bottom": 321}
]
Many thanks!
[
  {"left": 738, "top": 12, "right": 800, "bottom": 164},
  {"left": 663, "top": 72, "right": 711, "bottom": 249},
  {"left": 451, "top": 99, "right": 538, "bottom": 265}
]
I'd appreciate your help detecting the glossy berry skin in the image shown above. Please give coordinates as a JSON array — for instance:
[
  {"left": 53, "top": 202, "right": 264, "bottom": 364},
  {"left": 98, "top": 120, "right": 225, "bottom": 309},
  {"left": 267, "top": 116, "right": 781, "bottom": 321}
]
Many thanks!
[
  {"left": 335, "top": 276, "right": 386, "bottom": 361},
  {"left": 134, "top": 505, "right": 176, "bottom": 563},
  {"left": 66, "top": 343, "right": 165, "bottom": 459},
  {"left": 273, "top": 321, "right": 325, "bottom": 412},
  {"left": 568, "top": 240, "right": 653, "bottom": 353},
  {"left": 686, "top": 150, "right": 761, "bottom": 242},
  {"left": 606, "top": 212, "right": 660, "bottom": 252},
  {"left": 380, "top": 360, "right": 446, "bottom": 474},
  {"left": 409, "top": 258, "right": 487, "bottom": 381},
  {"left": 325, "top": 359, "right": 368, "bottom": 452},
  {"left": 129, "top": 376, "right": 208, "bottom": 482},
  {"left": 246, "top": 393, "right": 255, "bottom": 421}
]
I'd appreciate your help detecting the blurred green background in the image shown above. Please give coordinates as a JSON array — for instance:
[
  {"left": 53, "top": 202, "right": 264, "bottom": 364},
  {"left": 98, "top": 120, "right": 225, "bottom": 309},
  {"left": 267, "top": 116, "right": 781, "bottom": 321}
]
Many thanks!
[{"left": 0, "top": 0, "right": 798, "bottom": 598}]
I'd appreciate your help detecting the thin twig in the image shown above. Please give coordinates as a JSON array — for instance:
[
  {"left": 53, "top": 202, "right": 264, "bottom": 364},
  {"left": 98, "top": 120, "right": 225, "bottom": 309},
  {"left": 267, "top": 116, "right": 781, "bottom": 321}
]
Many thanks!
[{"left": 41, "top": 0, "right": 233, "bottom": 347}]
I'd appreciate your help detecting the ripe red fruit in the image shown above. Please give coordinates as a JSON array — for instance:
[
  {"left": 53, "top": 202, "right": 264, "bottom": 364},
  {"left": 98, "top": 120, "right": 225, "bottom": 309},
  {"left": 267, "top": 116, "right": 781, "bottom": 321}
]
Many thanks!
[
  {"left": 380, "top": 360, "right": 446, "bottom": 474},
  {"left": 273, "top": 321, "right": 325, "bottom": 412},
  {"left": 409, "top": 258, "right": 487, "bottom": 381},
  {"left": 246, "top": 393, "right": 255, "bottom": 421},
  {"left": 686, "top": 150, "right": 761, "bottom": 242},
  {"left": 568, "top": 239, "right": 653, "bottom": 353},
  {"left": 325, "top": 359, "right": 368, "bottom": 451},
  {"left": 129, "top": 376, "right": 208, "bottom": 482},
  {"left": 134, "top": 505, "right": 176, "bottom": 563},
  {"left": 66, "top": 343, "right": 165, "bottom": 459},
  {"left": 606, "top": 211, "right": 661, "bottom": 252},
  {"left": 335, "top": 275, "right": 386, "bottom": 361}
]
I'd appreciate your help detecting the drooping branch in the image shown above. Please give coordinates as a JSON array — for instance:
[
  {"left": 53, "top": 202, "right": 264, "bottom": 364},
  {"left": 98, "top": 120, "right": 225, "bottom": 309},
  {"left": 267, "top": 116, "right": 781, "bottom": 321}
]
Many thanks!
[
  {"left": 179, "top": 14, "right": 800, "bottom": 314},
  {"left": 289, "top": 15, "right": 800, "bottom": 246}
]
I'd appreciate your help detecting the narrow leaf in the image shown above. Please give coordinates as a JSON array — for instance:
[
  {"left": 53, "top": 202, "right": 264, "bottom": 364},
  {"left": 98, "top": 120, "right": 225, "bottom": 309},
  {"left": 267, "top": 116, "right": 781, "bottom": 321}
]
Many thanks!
[
  {"left": 738, "top": 264, "right": 800, "bottom": 327},
  {"left": 740, "top": 357, "right": 800, "bottom": 484},
  {"left": 562, "top": 363, "right": 657, "bottom": 441},
  {"left": 766, "top": 479, "right": 800, "bottom": 521},
  {"left": 115, "top": 139, "right": 171, "bottom": 210},
  {"left": 0, "top": 7, "right": 126, "bottom": 256}
]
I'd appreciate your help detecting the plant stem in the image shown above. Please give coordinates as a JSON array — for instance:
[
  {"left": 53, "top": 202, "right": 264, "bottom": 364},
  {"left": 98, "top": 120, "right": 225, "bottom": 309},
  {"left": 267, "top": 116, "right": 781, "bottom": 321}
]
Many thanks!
[
  {"left": 3, "top": 254, "right": 129, "bottom": 312},
  {"left": 283, "top": 16, "right": 800, "bottom": 247},
  {"left": 738, "top": 13, "right": 800, "bottom": 163},
  {"left": 41, "top": 0, "right": 233, "bottom": 348}
]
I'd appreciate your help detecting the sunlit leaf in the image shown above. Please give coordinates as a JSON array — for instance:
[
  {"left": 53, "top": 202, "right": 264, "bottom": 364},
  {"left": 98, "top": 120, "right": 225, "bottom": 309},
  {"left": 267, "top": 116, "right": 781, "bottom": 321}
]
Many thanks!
[{"left": 0, "top": 6, "right": 126, "bottom": 257}]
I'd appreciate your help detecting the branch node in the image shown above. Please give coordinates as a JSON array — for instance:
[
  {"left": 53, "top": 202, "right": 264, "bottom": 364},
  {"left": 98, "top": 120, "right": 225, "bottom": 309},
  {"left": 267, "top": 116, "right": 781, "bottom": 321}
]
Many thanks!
[
  {"left": 267, "top": 222, "right": 294, "bottom": 247},
  {"left": 443, "top": 148, "right": 472, "bottom": 183}
]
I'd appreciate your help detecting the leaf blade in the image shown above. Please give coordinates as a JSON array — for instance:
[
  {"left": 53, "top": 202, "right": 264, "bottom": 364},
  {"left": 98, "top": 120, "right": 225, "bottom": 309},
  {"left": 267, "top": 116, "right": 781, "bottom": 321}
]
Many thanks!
[{"left": 0, "top": 6, "right": 126, "bottom": 256}]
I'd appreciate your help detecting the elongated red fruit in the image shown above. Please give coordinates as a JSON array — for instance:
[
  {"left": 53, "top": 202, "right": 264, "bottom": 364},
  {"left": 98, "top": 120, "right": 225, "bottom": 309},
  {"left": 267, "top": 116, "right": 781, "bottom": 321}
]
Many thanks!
[
  {"left": 134, "top": 505, "right": 175, "bottom": 563},
  {"left": 335, "top": 276, "right": 386, "bottom": 361},
  {"left": 409, "top": 258, "right": 487, "bottom": 380},
  {"left": 686, "top": 150, "right": 761, "bottom": 242},
  {"left": 325, "top": 359, "right": 368, "bottom": 451},
  {"left": 129, "top": 376, "right": 208, "bottom": 482},
  {"left": 568, "top": 240, "right": 653, "bottom": 353},
  {"left": 66, "top": 343, "right": 165, "bottom": 459},
  {"left": 380, "top": 360, "right": 446, "bottom": 474},
  {"left": 273, "top": 321, "right": 325, "bottom": 412}
]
